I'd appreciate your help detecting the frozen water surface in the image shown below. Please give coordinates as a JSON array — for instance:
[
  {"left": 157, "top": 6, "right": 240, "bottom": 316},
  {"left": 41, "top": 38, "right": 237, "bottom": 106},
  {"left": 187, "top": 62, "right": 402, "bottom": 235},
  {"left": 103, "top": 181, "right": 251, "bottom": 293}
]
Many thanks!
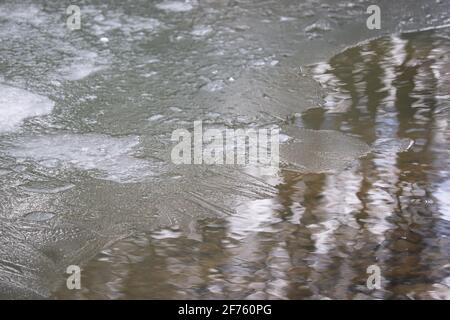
[
  {"left": 0, "top": 85, "right": 54, "bottom": 133},
  {"left": 8, "top": 134, "right": 155, "bottom": 183},
  {"left": 155, "top": 1, "right": 195, "bottom": 12},
  {"left": 0, "top": 0, "right": 450, "bottom": 299}
]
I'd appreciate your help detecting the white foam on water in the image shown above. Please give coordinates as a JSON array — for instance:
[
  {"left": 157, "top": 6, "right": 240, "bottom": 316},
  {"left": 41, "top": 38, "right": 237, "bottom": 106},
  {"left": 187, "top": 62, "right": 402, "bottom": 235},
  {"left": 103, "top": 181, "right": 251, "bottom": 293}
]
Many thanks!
[
  {"left": 156, "top": 1, "right": 194, "bottom": 12},
  {"left": 0, "top": 84, "right": 54, "bottom": 133},
  {"left": 8, "top": 134, "right": 155, "bottom": 183}
]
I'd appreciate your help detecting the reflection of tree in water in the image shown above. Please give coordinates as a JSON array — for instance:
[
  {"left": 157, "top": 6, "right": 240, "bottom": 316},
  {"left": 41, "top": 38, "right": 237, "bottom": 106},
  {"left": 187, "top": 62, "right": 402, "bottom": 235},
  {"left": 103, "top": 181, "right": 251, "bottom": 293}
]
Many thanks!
[{"left": 298, "top": 29, "right": 450, "bottom": 298}]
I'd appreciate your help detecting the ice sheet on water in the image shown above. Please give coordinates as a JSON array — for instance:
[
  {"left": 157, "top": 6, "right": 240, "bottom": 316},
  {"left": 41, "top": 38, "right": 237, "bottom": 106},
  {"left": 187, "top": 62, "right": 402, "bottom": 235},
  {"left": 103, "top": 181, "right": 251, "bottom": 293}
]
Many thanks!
[
  {"left": 18, "top": 180, "right": 75, "bottom": 194},
  {"left": 0, "top": 84, "right": 54, "bottom": 133},
  {"left": 372, "top": 138, "right": 415, "bottom": 154},
  {"left": 0, "top": 216, "right": 114, "bottom": 298},
  {"left": 305, "top": 20, "right": 332, "bottom": 33},
  {"left": 195, "top": 65, "right": 323, "bottom": 121},
  {"left": 85, "top": 7, "right": 163, "bottom": 36},
  {"left": 58, "top": 62, "right": 105, "bottom": 82},
  {"left": 191, "top": 25, "right": 213, "bottom": 37},
  {"left": 0, "top": 3, "right": 48, "bottom": 27},
  {"left": 22, "top": 211, "right": 56, "bottom": 222},
  {"left": 57, "top": 51, "right": 107, "bottom": 81},
  {"left": 1, "top": 0, "right": 449, "bottom": 299},
  {"left": 280, "top": 127, "right": 371, "bottom": 173},
  {"left": 7, "top": 134, "right": 155, "bottom": 183}
]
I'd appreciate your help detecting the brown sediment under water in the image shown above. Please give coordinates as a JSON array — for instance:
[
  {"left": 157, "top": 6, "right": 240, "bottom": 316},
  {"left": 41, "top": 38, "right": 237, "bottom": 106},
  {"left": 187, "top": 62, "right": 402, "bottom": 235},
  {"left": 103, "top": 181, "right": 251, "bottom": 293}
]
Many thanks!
[{"left": 54, "top": 27, "right": 450, "bottom": 299}]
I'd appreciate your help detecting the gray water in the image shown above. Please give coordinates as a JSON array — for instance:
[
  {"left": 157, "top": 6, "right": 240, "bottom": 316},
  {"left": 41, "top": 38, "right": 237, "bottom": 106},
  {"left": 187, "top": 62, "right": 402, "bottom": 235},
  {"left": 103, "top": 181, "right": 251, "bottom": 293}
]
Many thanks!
[{"left": 1, "top": 0, "right": 450, "bottom": 299}]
